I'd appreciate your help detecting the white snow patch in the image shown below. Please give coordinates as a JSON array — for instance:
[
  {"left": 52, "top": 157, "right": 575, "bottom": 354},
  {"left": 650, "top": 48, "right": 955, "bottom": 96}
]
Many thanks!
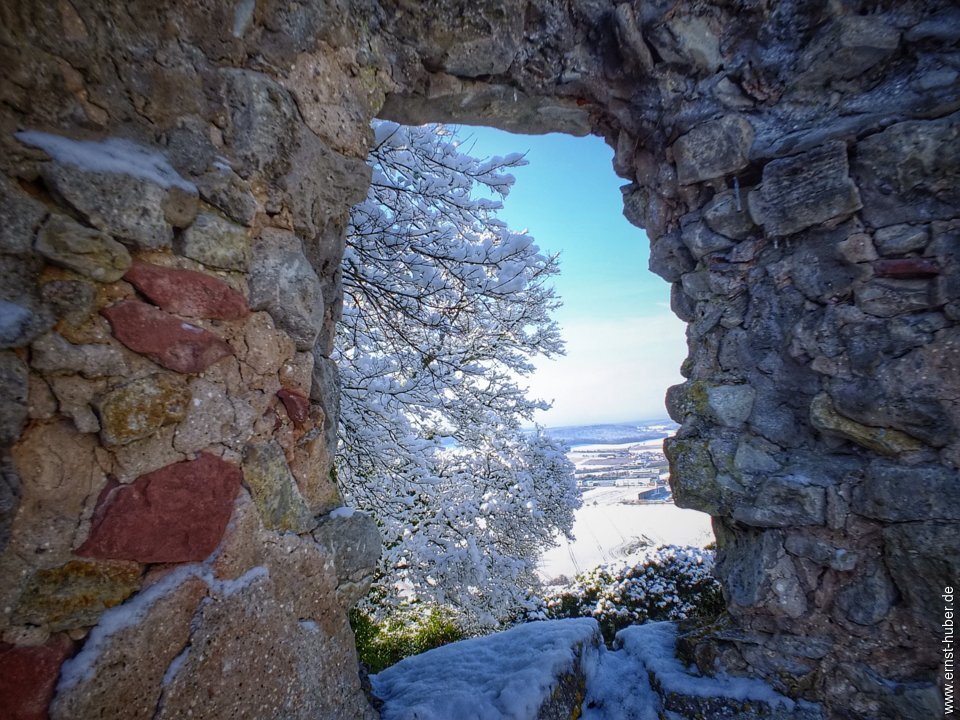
[
  {"left": 15, "top": 131, "right": 196, "bottom": 192},
  {"left": 372, "top": 618, "right": 600, "bottom": 720},
  {"left": 614, "top": 623, "right": 798, "bottom": 707},
  {"left": 180, "top": 323, "right": 204, "bottom": 334},
  {"left": 329, "top": 506, "right": 357, "bottom": 519},
  {"left": 0, "top": 299, "right": 31, "bottom": 335},
  {"left": 57, "top": 556, "right": 269, "bottom": 694},
  {"left": 299, "top": 619, "right": 320, "bottom": 634},
  {"left": 161, "top": 645, "right": 191, "bottom": 688}
]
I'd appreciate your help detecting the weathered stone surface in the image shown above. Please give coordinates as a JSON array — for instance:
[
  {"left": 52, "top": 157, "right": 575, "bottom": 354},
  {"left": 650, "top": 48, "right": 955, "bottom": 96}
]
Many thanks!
[
  {"left": 673, "top": 116, "right": 754, "bottom": 185},
  {"left": 681, "top": 221, "right": 735, "bottom": 260},
  {"left": 178, "top": 211, "right": 251, "bottom": 271},
  {"left": 40, "top": 279, "right": 96, "bottom": 328},
  {"left": 124, "top": 261, "right": 249, "bottom": 320},
  {"left": 35, "top": 214, "right": 131, "bottom": 282},
  {"left": 872, "top": 257, "right": 940, "bottom": 279},
  {"left": 0, "top": 352, "right": 28, "bottom": 446},
  {"left": 649, "top": 14, "right": 723, "bottom": 74},
  {"left": 873, "top": 224, "right": 928, "bottom": 256},
  {"left": 110, "top": 426, "right": 186, "bottom": 484},
  {"left": 19, "top": 132, "right": 199, "bottom": 249},
  {"left": 883, "top": 521, "right": 960, "bottom": 632},
  {"left": 241, "top": 311, "right": 295, "bottom": 376},
  {"left": 277, "top": 387, "right": 311, "bottom": 428},
  {"left": 102, "top": 300, "right": 234, "bottom": 374},
  {"left": 49, "top": 574, "right": 208, "bottom": 720},
  {"left": 310, "top": 356, "right": 341, "bottom": 454},
  {"left": 78, "top": 453, "right": 241, "bottom": 562},
  {"left": 195, "top": 167, "right": 258, "bottom": 226},
  {"left": 810, "top": 393, "right": 925, "bottom": 456},
  {"left": 733, "top": 476, "right": 826, "bottom": 528},
  {"left": 0, "top": 635, "right": 73, "bottom": 720},
  {"left": 855, "top": 278, "right": 937, "bottom": 318},
  {"left": 173, "top": 377, "right": 235, "bottom": 454},
  {"left": 853, "top": 462, "right": 960, "bottom": 522},
  {"left": 289, "top": 430, "right": 341, "bottom": 514},
  {"left": 784, "top": 535, "right": 858, "bottom": 572},
  {"left": 249, "top": 229, "right": 324, "bottom": 351},
  {"left": 0, "top": 299, "right": 36, "bottom": 349},
  {"left": 705, "top": 384, "right": 755, "bottom": 428},
  {"left": 0, "top": 177, "right": 47, "bottom": 256},
  {"left": 12, "top": 559, "right": 141, "bottom": 631},
  {"left": 154, "top": 532, "right": 378, "bottom": 720},
  {"left": 748, "top": 142, "right": 862, "bottom": 237},
  {"left": 95, "top": 373, "right": 190, "bottom": 446},
  {"left": 648, "top": 230, "right": 695, "bottom": 283},
  {"left": 834, "top": 559, "right": 896, "bottom": 626},
  {"left": 852, "top": 113, "right": 960, "bottom": 227},
  {"left": 703, "top": 188, "right": 756, "bottom": 240},
  {"left": 312, "top": 511, "right": 381, "bottom": 605},
  {"left": 242, "top": 441, "right": 315, "bottom": 532},
  {"left": 30, "top": 331, "right": 127, "bottom": 378},
  {"left": 800, "top": 16, "right": 899, "bottom": 83},
  {"left": 664, "top": 435, "right": 722, "bottom": 515}
]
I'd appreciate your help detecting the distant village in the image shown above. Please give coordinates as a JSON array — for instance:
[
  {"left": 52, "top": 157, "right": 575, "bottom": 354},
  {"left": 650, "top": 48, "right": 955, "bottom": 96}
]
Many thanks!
[{"left": 568, "top": 441, "right": 673, "bottom": 503}]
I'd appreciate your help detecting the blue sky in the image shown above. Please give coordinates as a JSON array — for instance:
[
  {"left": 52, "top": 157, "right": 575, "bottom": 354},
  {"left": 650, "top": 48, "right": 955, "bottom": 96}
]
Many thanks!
[{"left": 457, "top": 127, "right": 687, "bottom": 428}]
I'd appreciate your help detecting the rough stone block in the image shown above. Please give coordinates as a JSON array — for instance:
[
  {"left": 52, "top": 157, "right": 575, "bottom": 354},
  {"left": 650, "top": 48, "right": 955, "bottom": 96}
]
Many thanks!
[
  {"left": 102, "top": 299, "right": 234, "bottom": 374},
  {"left": 30, "top": 332, "right": 127, "bottom": 378},
  {"left": 873, "top": 224, "right": 929, "bottom": 256},
  {"left": 872, "top": 258, "right": 940, "bottom": 279},
  {"left": 123, "top": 260, "right": 249, "bottom": 320},
  {"left": 242, "top": 441, "right": 315, "bottom": 532},
  {"left": 784, "top": 534, "right": 858, "bottom": 571},
  {"left": 855, "top": 278, "right": 937, "bottom": 317},
  {"left": 94, "top": 373, "right": 191, "bottom": 446},
  {"left": 178, "top": 211, "right": 251, "bottom": 271},
  {"left": 851, "top": 112, "right": 960, "bottom": 227},
  {"left": 313, "top": 511, "right": 381, "bottom": 605},
  {"left": 673, "top": 116, "right": 754, "bottom": 185},
  {"left": 35, "top": 214, "right": 131, "bottom": 282},
  {"left": 78, "top": 453, "right": 241, "bottom": 563},
  {"left": 0, "top": 351, "right": 28, "bottom": 446},
  {"left": 883, "top": 521, "right": 960, "bottom": 632},
  {"left": 748, "top": 141, "right": 862, "bottom": 237},
  {"left": 249, "top": 229, "right": 325, "bottom": 351},
  {"left": 0, "top": 176, "right": 48, "bottom": 257},
  {"left": 277, "top": 387, "right": 311, "bottom": 428},
  {"left": 0, "top": 635, "right": 73, "bottom": 720},
  {"left": 703, "top": 188, "right": 757, "bottom": 240},
  {"left": 801, "top": 16, "right": 899, "bottom": 82},
  {"left": 733, "top": 476, "right": 826, "bottom": 528},
  {"left": 12, "top": 559, "right": 141, "bottom": 631},
  {"left": 833, "top": 559, "right": 896, "bottom": 626},
  {"left": 810, "top": 393, "right": 924, "bottom": 456},
  {"left": 18, "top": 132, "right": 199, "bottom": 249},
  {"left": 173, "top": 377, "right": 235, "bottom": 454},
  {"left": 852, "top": 461, "right": 960, "bottom": 522}
]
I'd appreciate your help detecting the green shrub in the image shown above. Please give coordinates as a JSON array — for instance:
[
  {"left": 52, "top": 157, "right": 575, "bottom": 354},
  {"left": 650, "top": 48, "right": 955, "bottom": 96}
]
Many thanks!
[{"left": 350, "top": 606, "right": 466, "bottom": 673}]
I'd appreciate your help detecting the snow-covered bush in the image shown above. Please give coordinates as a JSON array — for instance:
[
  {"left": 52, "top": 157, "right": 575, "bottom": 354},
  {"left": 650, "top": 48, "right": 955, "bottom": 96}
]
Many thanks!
[{"left": 536, "top": 545, "right": 724, "bottom": 642}]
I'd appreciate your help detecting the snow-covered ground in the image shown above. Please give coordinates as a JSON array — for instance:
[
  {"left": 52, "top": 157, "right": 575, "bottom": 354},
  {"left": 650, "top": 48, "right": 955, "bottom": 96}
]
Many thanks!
[
  {"left": 538, "top": 486, "right": 714, "bottom": 582},
  {"left": 373, "top": 618, "right": 819, "bottom": 720}
]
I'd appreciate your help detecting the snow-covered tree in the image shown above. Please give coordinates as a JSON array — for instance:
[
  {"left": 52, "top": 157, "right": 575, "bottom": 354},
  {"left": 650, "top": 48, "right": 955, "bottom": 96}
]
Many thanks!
[{"left": 335, "top": 121, "right": 579, "bottom": 628}]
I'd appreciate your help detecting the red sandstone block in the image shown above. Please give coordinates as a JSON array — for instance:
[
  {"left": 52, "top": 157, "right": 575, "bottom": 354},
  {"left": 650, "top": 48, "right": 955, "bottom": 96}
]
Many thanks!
[
  {"left": 78, "top": 453, "right": 241, "bottom": 563},
  {"left": 873, "top": 258, "right": 940, "bottom": 279},
  {"left": 124, "top": 261, "right": 249, "bottom": 320},
  {"left": 0, "top": 636, "right": 73, "bottom": 720},
  {"left": 277, "top": 388, "right": 311, "bottom": 428},
  {"left": 102, "top": 299, "right": 233, "bottom": 374}
]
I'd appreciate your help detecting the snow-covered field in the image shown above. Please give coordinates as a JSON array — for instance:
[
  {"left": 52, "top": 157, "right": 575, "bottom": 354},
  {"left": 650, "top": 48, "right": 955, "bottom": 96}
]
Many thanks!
[{"left": 538, "top": 486, "right": 714, "bottom": 582}]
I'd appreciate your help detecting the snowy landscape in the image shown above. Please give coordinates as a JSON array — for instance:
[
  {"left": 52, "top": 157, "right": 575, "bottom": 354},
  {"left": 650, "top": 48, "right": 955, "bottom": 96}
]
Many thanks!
[{"left": 538, "top": 422, "right": 714, "bottom": 582}]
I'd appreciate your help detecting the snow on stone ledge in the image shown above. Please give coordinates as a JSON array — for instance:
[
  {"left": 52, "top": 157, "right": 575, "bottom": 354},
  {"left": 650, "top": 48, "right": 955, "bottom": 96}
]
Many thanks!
[
  {"left": 15, "top": 131, "right": 196, "bottom": 192},
  {"left": 372, "top": 617, "right": 601, "bottom": 720}
]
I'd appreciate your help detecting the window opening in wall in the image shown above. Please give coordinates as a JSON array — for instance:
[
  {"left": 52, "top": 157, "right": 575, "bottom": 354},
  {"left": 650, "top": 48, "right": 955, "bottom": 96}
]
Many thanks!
[{"left": 340, "top": 122, "right": 715, "bottom": 666}]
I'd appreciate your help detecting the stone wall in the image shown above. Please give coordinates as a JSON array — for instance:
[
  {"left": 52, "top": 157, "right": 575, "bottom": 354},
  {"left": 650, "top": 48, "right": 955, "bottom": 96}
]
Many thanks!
[{"left": 0, "top": 1, "right": 957, "bottom": 719}]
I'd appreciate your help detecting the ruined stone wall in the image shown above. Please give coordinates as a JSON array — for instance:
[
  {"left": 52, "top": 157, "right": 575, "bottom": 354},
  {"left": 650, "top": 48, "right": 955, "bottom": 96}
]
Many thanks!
[
  {"left": 0, "top": 3, "right": 384, "bottom": 717},
  {"left": 0, "top": 1, "right": 957, "bottom": 719}
]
